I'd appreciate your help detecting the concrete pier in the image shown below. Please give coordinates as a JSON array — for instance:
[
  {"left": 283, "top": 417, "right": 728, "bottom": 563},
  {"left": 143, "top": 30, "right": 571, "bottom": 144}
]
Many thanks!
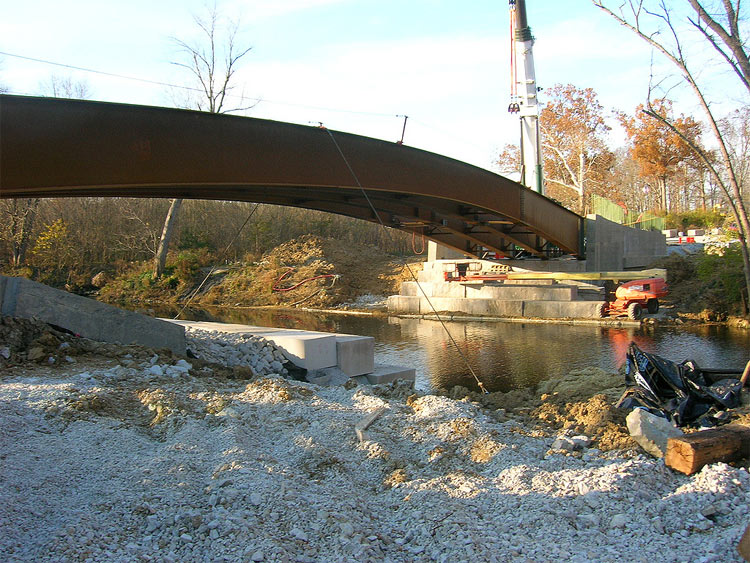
[{"left": 387, "top": 261, "right": 606, "bottom": 319}]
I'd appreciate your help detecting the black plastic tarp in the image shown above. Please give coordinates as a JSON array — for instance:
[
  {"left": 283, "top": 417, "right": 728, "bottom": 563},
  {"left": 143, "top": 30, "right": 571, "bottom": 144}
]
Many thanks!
[{"left": 616, "top": 342, "right": 744, "bottom": 427}]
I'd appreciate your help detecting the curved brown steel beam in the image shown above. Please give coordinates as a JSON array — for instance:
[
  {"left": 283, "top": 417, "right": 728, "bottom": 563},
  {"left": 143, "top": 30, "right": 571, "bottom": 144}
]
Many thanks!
[{"left": 0, "top": 95, "right": 584, "bottom": 257}]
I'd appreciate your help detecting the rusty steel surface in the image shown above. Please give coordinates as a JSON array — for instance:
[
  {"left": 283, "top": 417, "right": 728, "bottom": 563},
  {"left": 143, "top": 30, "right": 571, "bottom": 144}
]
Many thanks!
[{"left": 0, "top": 95, "right": 584, "bottom": 257}]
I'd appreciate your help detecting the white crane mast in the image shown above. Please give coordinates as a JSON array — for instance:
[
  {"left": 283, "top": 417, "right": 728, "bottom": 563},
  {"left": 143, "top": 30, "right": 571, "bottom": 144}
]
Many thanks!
[{"left": 508, "top": 0, "right": 543, "bottom": 194}]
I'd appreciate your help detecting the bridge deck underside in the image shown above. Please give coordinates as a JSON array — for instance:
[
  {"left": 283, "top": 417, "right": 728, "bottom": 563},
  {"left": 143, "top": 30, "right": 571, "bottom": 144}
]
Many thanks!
[{"left": 0, "top": 95, "right": 584, "bottom": 258}]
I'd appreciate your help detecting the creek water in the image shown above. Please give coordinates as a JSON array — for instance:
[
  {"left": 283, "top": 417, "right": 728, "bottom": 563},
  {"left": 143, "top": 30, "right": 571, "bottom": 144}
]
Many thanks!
[{"left": 155, "top": 305, "right": 750, "bottom": 393}]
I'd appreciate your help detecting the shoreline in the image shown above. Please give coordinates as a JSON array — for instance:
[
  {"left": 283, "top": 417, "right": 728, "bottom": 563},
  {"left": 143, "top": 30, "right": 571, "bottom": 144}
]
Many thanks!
[{"left": 118, "top": 298, "right": 750, "bottom": 329}]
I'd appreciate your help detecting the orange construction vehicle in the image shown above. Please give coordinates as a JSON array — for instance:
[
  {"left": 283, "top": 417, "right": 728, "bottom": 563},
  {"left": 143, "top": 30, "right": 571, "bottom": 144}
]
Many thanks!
[{"left": 600, "top": 278, "right": 668, "bottom": 320}]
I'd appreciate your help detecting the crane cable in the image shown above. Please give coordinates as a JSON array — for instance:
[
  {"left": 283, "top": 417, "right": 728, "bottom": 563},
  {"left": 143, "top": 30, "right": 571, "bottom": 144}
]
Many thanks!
[
  {"left": 325, "top": 128, "right": 489, "bottom": 394},
  {"left": 509, "top": 4, "right": 517, "bottom": 99}
]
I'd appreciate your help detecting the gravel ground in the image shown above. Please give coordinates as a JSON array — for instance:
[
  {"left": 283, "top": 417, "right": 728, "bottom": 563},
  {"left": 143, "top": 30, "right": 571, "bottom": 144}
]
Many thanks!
[{"left": 1, "top": 320, "right": 749, "bottom": 562}]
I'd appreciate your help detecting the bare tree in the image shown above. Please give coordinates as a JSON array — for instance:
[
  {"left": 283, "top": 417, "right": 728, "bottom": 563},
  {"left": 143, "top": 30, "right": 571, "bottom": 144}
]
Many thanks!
[
  {"left": 1, "top": 198, "right": 39, "bottom": 267},
  {"left": 719, "top": 107, "right": 750, "bottom": 200},
  {"left": 153, "top": 2, "right": 254, "bottom": 278},
  {"left": 594, "top": 0, "right": 750, "bottom": 313},
  {"left": 40, "top": 75, "right": 92, "bottom": 99}
]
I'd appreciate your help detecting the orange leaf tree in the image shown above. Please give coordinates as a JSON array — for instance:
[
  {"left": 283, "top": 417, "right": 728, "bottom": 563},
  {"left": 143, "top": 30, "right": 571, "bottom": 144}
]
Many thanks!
[
  {"left": 620, "top": 98, "right": 703, "bottom": 212},
  {"left": 539, "top": 84, "right": 615, "bottom": 214}
]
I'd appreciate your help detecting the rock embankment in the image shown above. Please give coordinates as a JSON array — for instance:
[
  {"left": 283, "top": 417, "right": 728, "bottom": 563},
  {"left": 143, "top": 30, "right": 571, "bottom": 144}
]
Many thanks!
[{"left": 1, "top": 317, "right": 749, "bottom": 562}]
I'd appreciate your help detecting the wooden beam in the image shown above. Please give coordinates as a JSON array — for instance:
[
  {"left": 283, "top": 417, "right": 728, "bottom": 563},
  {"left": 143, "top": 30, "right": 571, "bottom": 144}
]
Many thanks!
[
  {"left": 665, "top": 425, "right": 750, "bottom": 475},
  {"left": 505, "top": 268, "right": 667, "bottom": 282}
]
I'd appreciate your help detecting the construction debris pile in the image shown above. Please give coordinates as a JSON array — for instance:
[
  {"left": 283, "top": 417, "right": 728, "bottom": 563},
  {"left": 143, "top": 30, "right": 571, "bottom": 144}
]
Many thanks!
[
  {"left": 2, "top": 318, "right": 750, "bottom": 561},
  {"left": 196, "top": 235, "right": 419, "bottom": 310}
]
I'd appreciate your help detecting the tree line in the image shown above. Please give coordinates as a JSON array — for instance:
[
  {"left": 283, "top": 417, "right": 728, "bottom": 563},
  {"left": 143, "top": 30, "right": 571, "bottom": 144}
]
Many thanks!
[
  {"left": 497, "top": 86, "right": 745, "bottom": 220},
  {"left": 0, "top": 198, "right": 414, "bottom": 285}
]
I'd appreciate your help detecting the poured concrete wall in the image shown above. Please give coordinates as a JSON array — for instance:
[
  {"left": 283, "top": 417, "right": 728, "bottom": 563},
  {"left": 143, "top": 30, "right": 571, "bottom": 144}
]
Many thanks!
[
  {"left": 0, "top": 276, "right": 185, "bottom": 353},
  {"left": 585, "top": 215, "right": 667, "bottom": 271},
  {"left": 430, "top": 215, "right": 666, "bottom": 272}
]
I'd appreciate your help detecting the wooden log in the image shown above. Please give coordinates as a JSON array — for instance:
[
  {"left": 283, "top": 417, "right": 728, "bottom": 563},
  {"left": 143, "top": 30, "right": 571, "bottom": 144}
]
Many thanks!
[
  {"left": 665, "top": 425, "right": 750, "bottom": 475},
  {"left": 738, "top": 522, "right": 750, "bottom": 561},
  {"left": 741, "top": 360, "right": 750, "bottom": 387}
]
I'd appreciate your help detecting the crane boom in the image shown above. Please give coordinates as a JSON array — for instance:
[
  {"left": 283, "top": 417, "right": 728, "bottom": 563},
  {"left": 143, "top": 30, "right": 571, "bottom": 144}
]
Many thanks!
[{"left": 509, "top": 0, "right": 543, "bottom": 194}]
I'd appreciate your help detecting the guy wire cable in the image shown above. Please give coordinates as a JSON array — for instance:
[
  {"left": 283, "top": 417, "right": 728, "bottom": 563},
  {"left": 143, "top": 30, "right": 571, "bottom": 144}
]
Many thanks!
[
  {"left": 173, "top": 203, "right": 260, "bottom": 320},
  {"left": 325, "top": 128, "right": 489, "bottom": 394}
]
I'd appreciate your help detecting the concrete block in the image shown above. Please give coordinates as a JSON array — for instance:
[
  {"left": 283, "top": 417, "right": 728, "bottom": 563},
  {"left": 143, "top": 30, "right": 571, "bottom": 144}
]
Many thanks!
[
  {"left": 306, "top": 366, "right": 349, "bottom": 386},
  {"left": 687, "top": 229, "right": 705, "bottom": 236},
  {"left": 423, "top": 297, "right": 465, "bottom": 314},
  {"left": 427, "top": 241, "right": 467, "bottom": 261},
  {"left": 485, "top": 300, "right": 524, "bottom": 317},
  {"left": 387, "top": 295, "right": 421, "bottom": 314},
  {"left": 335, "top": 334, "right": 375, "bottom": 376},
  {"left": 399, "top": 281, "right": 422, "bottom": 297},
  {"left": 169, "top": 321, "right": 376, "bottom": 375},
  {"left": 465, "top": 284, "right": 577, "bottom": 301},
  {"left": 353, "top": 364, "right": 416, "bottom": 385},
  {"left": 523, "top": 300, "right": 605, "bottom": 319},
  {"left": 662, "top": 229, "right": 678, "bottom": 238},
  {"left": 1, "top": 275, "right": 185, "bottom": 353},
  {"left": 417, "top": 270, "right": 435, "bottom": 284},
  {"left": 401, "top": 281, "right": 466, "bottom": 298},
  {"left": 459, "top": 299, "right": 523, "bottom": 317},
  {"left": 435, "top": 282, "right": 468, "bottom": 298},
  {"left": 255, "top": 331, "right": 337, "bottom": 370},
  {"left": 168, "top": 320, "right": 338, "bottom": 370},
  {"left": 627, "top": 409, "right": 683, "bottom": 458}
]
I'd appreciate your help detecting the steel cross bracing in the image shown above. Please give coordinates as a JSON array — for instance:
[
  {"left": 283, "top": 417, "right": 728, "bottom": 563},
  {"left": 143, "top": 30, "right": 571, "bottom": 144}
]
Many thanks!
[{"left": 0, "top": 95, "right": 584, "bottom": 259}]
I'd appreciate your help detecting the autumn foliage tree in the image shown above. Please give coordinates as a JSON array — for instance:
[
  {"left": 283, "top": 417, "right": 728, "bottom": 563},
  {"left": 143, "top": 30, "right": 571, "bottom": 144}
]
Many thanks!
[
  {"left": 620, "top": 98, "right": 702, "bottom": 212},
  {"left": 540, "top": 84, "right": 614, "bottom": 214}
]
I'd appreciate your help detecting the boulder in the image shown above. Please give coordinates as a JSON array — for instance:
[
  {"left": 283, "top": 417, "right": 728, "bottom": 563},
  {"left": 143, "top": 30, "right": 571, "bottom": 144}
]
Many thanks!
[{"left": 626, "top": 408, "right": 683, "bottom": 458}]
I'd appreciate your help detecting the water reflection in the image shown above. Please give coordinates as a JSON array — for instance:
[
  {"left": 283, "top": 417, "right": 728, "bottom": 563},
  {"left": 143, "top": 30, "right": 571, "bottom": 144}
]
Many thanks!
[{"left": 148, "top": 305, "right": 749, "bottom": 393}]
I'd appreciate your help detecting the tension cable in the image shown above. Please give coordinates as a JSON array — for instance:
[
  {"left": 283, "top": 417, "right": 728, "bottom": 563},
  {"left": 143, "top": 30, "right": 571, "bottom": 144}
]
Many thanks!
[
  {"left": 173, "top": 203, "right": 260, "bottom": 320},
  {"left": 325, "top": 128, "right": 489, "bottom": 394}
]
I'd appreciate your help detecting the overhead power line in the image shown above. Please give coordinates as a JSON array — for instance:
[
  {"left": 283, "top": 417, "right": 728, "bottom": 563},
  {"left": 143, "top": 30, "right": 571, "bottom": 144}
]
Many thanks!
[{"left": 0, "top": 50, "right": 400, "bottom": 118}]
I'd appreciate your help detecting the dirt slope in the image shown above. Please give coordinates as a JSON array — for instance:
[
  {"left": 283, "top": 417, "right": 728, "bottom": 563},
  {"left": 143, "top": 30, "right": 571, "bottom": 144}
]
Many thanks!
[{"left": 197, "top": 235, "right": 422, "bottom": 309}]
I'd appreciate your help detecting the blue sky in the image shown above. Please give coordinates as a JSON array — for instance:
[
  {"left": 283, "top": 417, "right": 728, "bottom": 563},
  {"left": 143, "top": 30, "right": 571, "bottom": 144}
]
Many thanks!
[{"left": 0, "top": 0, "right": 740, "bottom": 170}]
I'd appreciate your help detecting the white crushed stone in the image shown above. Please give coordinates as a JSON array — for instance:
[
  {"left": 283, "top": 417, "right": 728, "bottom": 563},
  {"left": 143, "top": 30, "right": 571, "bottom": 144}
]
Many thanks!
[
  {"left": 185, "top": 327, "right": 289, "bottom": 376},
  {"left": 1, "top": 330, "right": 749, "bottom": 562}
]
